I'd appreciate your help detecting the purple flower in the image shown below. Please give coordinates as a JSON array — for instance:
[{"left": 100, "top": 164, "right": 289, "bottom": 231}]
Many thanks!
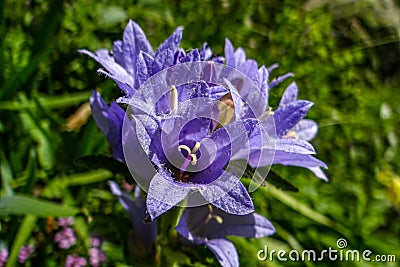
[
  {"left": 224, "top": 38, "right": 293, "bottom": 100},
  {"left": 58, "top": 217, "right": 74, "bottom": 227},
  {"left": 54, "top": 227, "right": 77, "bottom": 249},
  {"left": 244, "top": 82, "right": 328, "bottom": 181},
  {"left": 89, "top": 236, "right": 102, "bottom": 248},
  {"left": 176, "top": 205, "right": 275, "bottom": 267},
  {"left": 66, "top": 254, "right": 87, "bottom": 267},
  {"left": 223, "top": 39, "right": 327, "bottom": 181},
  {"left": 89, "top": 91, "right": 125, "bottom": 162},
  {"left": 0, "top": 248, "right": 8, "bottom": 267},
  {"left": 84, "top": 20, "right": 327, "bottom": 223},
  {"left": 18, "top": 244, "right": 34, "bottom": 264},
  {"left": 80, "top": 20, "right": 218, "bottom": 106},
  {"left": 89, "top": 247, "right": 106, "bottom": 267},
  {"left": 109, "top": 181, "right": 157, "bottom": 255},
  {"left": 79, "top": 20, "right": 186, "bottom": 99},
  {"left": 131, "top": 101, "right": 258, "bottom": 220}
]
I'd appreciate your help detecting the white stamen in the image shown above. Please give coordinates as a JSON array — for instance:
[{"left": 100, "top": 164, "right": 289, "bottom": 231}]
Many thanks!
[
  {"left": 178, "top": 142, "right": 201, "bottom": 165},
  {"left": 213, "top": 215, "right": 223, "bottom": 224},
  {"left": 260, "top": 106, "right": 274, "bottom": 120},
  {"left": 205, "top": 205, "right": 223, "bottom": 224},
  {"left": 190, "top": 154, "right": 198, "bottom": 165},
  {"left": 284, "top": 131, "right": 299, "bottom": 139},
  {"left": 178, "top": 144, "right": 191, "bottom": 155},
  {"left": 192, "top": 142, "right": 201, "bottom": 153},
  {"left": 170, "top": 85, "right": 178, "bottom": 115}
]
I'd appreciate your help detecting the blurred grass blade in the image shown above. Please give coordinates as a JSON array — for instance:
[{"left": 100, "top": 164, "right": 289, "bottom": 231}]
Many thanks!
[
  {"left": 19, "top": 110, "right": 55, "bottom": 170},
  {"left": 74, "top": 155, "right": 131, "bottom": 178},
  {"left": 31, "top": 0, "right": 64, "bottom": 53},
  {"left": 0, "top": 47, "right": 52, "bottom": 100},
  {"left": 0, "top": 195, "right": 78, "bottom": 217},
  {"left": 265, "top": 171, "right": 299, "bottom": 192},
  {"left": 244, "top": 166, "right": 299, "bottom": 192},
  {"left": 74, "top": 216, "right": 90, "bottom": 249},
  {"left": 0, "top": 1, "right": 64, "bottom": 100},
  {"left": 253, "top": 182, "right": 351, "bottom": 237},
  {"left": 0, "top": 0, "right": 4, "bottom": 86},
  {"left": 5, "top": 214, "right": 37, "bottom": 267},
  {"left": 0, "top": 150, "right": 14, "bottom": 196},
  {"left": 0, "top": 91, "right": 91, "bottom": 110},
  {"left": 65, "top": 169, "right": 113, "bottom": 186}
]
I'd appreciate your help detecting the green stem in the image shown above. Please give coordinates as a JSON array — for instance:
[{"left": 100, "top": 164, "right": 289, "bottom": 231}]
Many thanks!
[
  {"left": 243, "top": 179, "right": 350, "bottom": 236},
  {"left": 0, "top": 0, "right": 4, "bottom": 87},
  {"left": 5, "top": 214, "right": 37, "bottom": 267},
  {"left": 156, "top": 204, "right": 185, "bottom": 266}
]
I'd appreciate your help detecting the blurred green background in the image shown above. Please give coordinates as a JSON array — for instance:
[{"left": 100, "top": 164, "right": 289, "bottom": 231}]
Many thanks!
[{"left": 0, "top": 0, "right": 399, "bottom": 266}]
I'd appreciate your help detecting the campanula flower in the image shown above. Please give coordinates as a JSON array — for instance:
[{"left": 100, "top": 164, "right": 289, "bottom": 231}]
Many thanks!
[
  {"left": 176, "top": 205, "right": 275, "bottom": 267},
  {"left": 262, "top": 82, "right": 328, "bottom": 180},
  {"left": 79, "top": 20, "right": 189, "bottom": 100},
  {"left": 89, "top": 91, "right": 125, "bottom": 162},
  {"left": 129, "top": 98, "right": 258, "bottom": 220},
  {"left": 223, "top": 40, "right": 327, "bottom": 181},
  {"left": 84, "top": 19, "right": 327, "bottom": 219}
]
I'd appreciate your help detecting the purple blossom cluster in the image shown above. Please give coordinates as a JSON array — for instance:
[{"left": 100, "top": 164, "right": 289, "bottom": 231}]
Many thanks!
[
  {"left": 58, "top": 217, "right": 74, "bottom": 227},
  {"left": 65, "top": 254, "right": 87, "bottom": 267},
  {"left": 0, "top": 248, "right": 8, "bottom": 267},
  {"left": 18, "top": 244, "right": 34, "bottom": 264},
  {"left": 54, "top": 217, "right": 77, "bottom": 249},
  {"left": 0, "top": 244, "right": 34, "bottom": 267},
  {"left": 81, "top": 20, "right": 328, "bottom": 266},
  {"left": 88, "top": 236, "right": 106, "bottom": 267}
]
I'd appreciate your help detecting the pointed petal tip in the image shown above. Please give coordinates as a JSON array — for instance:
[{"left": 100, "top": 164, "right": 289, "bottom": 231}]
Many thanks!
[
  {"left": 108, "top": 180, "right": 122, "bottom": 197},
  {"left": 77, "top": 49, "right": 89, "bottom": 54}
]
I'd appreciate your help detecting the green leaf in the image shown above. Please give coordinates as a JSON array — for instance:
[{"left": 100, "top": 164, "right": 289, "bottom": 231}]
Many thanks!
[
  {"left": 259, "top": 184, "right": 350, "bottom": 237},
  {"left": 0, "top": 195, "right": 79, "bottom": 217},
  {"left": 0, "top": 150, "right": 14, "bottom": 196},
  {"left": 0, "top": 47, "right": 52, "bottom": 100},
  {"left": 0, "top": 91, "right": 91, "bottom": 110},
  {"left": 74, "top": 155, "right": 132, "bottom": 181},
  {"left": 265, "top": 170, "right": 299, "bottom": 192},
  {"left": 74, "top": 216, "right": 90, "bottom": 249},
  {"left": 244, "top": 166, "right": 299, "bottom": 192},
  {"left": 65, "top": 169, "right": 114, "bottom": 186},
  {"left": 19, "top": 110, "right": 55, "bottom": 170},
  {"left": 5, "top": 214, "right": 37, "bottom": 267}
]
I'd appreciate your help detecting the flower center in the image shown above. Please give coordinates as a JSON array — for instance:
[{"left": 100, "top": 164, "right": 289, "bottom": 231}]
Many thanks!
[
  {"left": 176, "top": 142, "right": 201, "bottom": 182},
  {"left": 178, "top": 141, "right": 201, "bottom": 166},
  {"left": 189, "top": 205, "right": 224, "bottom": 236},
  {"left": 204, "top": 205, "right": 223, "bottom": 224}
]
